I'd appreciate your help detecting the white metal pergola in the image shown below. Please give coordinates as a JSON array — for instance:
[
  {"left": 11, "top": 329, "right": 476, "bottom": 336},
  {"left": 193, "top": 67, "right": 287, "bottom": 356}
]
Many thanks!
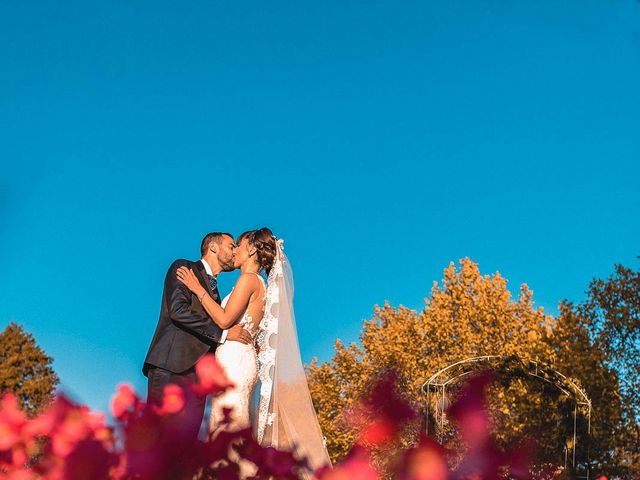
[{"left": 420, "top": 355, "right": 592, "bottom": 479}]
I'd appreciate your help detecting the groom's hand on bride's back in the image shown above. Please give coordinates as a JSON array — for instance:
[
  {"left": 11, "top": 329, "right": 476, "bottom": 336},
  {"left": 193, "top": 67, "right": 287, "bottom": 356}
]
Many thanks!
[{"left": 227, "top": 324, "right": 252, "bottom": 344}]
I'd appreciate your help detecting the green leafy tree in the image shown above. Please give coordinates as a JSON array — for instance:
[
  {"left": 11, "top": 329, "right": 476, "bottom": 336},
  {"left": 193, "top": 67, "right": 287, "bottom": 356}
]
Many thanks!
[
  {"left": 0, "top": 322, "right": 59, "bottom": 416},
  {"left": 543, "top": 301, "right": 625, "bottom": 477},
  {"left": 578, "top": 262, "right": 640, "bottom": 476}
]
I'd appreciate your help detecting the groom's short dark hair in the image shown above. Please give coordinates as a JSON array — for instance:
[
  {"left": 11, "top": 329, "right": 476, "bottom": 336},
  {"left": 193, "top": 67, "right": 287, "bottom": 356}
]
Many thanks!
[{"left": 201, "top": 232, "right": 233, "bottom": 256}]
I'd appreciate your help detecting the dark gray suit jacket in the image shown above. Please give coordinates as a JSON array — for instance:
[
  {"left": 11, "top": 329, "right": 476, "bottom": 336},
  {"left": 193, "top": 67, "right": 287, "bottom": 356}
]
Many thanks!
[{"left": 143, "top": 259, "right": 223, "bottom": 376}]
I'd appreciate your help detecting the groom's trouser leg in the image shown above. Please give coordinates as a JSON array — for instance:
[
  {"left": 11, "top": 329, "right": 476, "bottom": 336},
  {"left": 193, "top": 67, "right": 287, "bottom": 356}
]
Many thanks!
[{"left": 147, "top": 366, "right": 206, "bottom": 441}]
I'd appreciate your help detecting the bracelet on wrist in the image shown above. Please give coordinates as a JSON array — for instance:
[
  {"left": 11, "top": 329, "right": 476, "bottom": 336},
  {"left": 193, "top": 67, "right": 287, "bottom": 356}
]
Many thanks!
[{"left": 199, "top": 291, "right": 207, "bottom": 303}]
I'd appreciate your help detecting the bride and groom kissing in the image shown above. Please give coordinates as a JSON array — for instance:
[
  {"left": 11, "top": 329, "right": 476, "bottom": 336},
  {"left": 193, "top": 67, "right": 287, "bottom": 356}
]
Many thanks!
[{"left": 142, "top": 228, "right": 330, "bottom": 475}]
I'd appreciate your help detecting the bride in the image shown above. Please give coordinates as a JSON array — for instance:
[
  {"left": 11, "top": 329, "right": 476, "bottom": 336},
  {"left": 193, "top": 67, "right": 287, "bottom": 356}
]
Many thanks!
[{"left": 176, "top": 227, "right": 331, "bottom": 476}]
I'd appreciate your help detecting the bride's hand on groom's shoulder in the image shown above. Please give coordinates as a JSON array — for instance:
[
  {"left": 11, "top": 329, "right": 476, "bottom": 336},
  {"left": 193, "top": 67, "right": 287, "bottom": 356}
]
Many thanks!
[
  {"left": 176, "top": 267, "right": 205, "bottom": 296},
  {"left": 227, "top": 324, "right": 252, "bottom": 345}
]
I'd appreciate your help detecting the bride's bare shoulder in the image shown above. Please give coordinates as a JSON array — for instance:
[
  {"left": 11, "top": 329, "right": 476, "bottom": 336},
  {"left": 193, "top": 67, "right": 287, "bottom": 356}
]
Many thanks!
[{"left": 235, "top": 272, "right": 262, "bottom": 291}]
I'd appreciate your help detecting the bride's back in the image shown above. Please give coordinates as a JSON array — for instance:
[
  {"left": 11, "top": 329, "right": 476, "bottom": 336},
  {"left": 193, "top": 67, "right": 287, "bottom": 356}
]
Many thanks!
[
  {"left": 243, "top": 272, "right": 266, "bottom": 333},
  {"left": 221, "top": 272, "right": 266, "bottom": 338}
]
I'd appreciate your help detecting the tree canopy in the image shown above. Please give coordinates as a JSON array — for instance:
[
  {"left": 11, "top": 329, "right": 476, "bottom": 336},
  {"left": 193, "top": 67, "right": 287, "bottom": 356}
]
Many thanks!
[
  {"left": 307, "top": 258, "right": 638, "bottom": 478},
  {"left": 0, "top": 322, "right": 59, "bottom": 416}
]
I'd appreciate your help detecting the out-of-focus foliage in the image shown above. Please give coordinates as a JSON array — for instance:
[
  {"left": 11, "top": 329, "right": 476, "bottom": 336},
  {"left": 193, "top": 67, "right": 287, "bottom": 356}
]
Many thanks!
[
  {"left": 307, "top": 258, "right": 638, "bottom": 478},
  {"left": 0, "top": 357, "right": 572, "bottom": 480},
  {"left": 0, "top": 354, "right": 308, "bottom": 480}
]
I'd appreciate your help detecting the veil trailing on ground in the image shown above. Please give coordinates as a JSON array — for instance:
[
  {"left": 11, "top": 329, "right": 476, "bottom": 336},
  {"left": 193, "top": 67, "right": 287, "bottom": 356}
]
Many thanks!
[{"left": 256, "top": 239, "right": 331, "bottom": 475}]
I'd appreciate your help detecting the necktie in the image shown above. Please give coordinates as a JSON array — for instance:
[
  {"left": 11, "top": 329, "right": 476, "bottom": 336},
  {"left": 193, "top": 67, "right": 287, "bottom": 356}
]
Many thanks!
[{"left": 207, "top": 274, "right": 217, "bottom": 291}]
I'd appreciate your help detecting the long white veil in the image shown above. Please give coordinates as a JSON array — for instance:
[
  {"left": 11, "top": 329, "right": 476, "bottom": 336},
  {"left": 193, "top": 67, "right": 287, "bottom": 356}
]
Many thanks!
[{"left": 256, "top": 239, "right": 332, "bottom": 476}]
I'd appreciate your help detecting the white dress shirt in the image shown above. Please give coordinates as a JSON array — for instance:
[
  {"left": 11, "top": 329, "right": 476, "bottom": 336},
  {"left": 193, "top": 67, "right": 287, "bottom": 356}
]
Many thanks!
[{"left": 200, "top": 259, "right": 228, "bottom": 344}]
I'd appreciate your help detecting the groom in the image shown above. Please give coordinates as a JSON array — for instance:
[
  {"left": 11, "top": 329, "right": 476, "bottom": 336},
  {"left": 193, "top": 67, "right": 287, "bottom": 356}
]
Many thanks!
[{"left": 143, "top": 232, "right": 252, "bottom": 440}]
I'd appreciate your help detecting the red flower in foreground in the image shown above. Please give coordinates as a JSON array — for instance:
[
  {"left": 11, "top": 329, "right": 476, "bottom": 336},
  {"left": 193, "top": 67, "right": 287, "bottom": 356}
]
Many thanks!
[
  {"left": 110, "top": 383, "right": 138, "bottom": 420},
  {"left": 448, "top": 372, "right": 491, "bottom": 449},
  {"left": 317, "top": 446, "right": 378, "bottom": 480},
  {"left": 155, "top": 384, "right": 185, "bottom": 415},
  {"left": 360, "top": 418, "right": 395, "bottom": 446},
  {"left": 344, "top": 370, "right": 417, "bottom": 448},
  {"left": 0, "top": 364, "right": 576, "bottom": 480},
  {"left": 0, "top": 393, "right": 117, "bottom": 479},
  {"left": 192, "top": 354, "right": 234, "bottom": 396},
  {"left": 399, "top": 437, "right": 448, "bottom": 480},
  {"left": 0, "top": 394, "right": 27, "bottom": 451}
]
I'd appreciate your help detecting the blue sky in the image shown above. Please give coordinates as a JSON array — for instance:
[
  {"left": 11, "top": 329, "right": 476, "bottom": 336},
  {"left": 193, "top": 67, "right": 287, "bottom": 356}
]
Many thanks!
[{"left": 1, "top": 0, "right": 639, "bottom": 414}]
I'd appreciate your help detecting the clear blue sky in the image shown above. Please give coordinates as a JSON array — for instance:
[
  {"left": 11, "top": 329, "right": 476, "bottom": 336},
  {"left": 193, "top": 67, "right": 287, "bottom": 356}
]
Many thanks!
[{"left": 1, "top": 0, "right": 639, "bottom": 414}]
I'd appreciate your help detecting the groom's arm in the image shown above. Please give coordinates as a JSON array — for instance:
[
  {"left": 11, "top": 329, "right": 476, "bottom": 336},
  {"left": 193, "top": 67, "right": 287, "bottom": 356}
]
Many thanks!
[{"left": 166, "top": 260, "right": 223, "bottom": 344}]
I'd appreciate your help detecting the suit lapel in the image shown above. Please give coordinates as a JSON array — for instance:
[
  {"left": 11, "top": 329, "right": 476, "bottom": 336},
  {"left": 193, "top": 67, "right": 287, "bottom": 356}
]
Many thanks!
[
  {"left": 194, "top": 261, "right": 213, "bottom": 296},
  {"left": 194, "top": 260, "right": 221, "bottom": 304}
]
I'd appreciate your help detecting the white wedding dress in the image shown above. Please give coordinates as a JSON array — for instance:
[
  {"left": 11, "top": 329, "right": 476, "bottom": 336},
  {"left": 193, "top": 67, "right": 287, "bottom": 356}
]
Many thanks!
[
  {"left": 209, "top": 273, "right": 265, "bottom": 434},
  {"left": 209, "top": 241, "right": 331, "bottom": 479}
]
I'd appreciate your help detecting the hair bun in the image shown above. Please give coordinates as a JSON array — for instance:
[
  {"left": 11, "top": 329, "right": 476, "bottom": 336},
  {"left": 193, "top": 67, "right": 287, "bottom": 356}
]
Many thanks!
[{"left": 238, "top": 227, "right": 277, "bottom": 275}]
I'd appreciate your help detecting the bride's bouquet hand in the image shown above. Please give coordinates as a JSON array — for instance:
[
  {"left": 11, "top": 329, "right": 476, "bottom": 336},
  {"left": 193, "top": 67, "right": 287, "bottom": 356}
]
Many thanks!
[{"left": 176, "top": 267, "right": 206, "bottom": 297}]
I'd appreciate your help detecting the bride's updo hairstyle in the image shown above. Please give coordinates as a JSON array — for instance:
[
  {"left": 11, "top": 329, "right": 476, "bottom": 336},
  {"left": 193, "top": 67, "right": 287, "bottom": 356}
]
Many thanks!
[{"left": 237, "top": 227, "right": 277, "bottom": 275}]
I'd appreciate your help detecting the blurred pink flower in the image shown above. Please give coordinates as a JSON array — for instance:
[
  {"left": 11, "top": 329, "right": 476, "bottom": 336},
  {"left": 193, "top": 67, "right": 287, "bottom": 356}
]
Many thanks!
[
  {"left": 360, "top": 418, "right": 395, "bottom": 446},
  {"left": 0, "top": 363, "right": 571, "bottom": 479},
  {"left": 448, "top": 373, "right": 491, "bottom": 448},
  {"left": 6, "top": 469, "right": 36, "bottom": 480},
  {"left": 0, "top": 394, "right": 27, "bottom": 450},
  {"left": 317, "top": 446, "right": 378, "bottom": 480},
  {"left": 155, "top": 384, "right": 185, "bottom": 415},
  {"left": 110, "top": 383, "right": 138, "bottom": 420},
  {"left": 399, "top": 437, "right": 448, "bottom": 480},
  {"left": 193, "top": 354, "right": 234, "bottom": 396}
]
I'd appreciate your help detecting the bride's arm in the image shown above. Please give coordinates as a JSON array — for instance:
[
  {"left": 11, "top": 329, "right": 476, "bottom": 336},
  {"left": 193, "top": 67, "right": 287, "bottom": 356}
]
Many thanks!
[{"left": 176, "top": 267, "right": 255, "bottom": 329}]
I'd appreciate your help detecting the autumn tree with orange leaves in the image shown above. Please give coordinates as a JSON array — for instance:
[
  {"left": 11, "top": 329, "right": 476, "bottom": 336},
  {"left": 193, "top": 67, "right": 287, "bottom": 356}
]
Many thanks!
[
  {"left": 0, "top": 322, "right": 58, "bottom": 416},
  {"left": 307, "top": 258, "right": 635, "bottom": 478}
]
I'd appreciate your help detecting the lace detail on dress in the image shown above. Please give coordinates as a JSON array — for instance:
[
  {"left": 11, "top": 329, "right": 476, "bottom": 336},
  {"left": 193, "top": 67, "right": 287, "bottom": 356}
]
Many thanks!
[
  {"left": 256, "top": 241, "right": 284, "bottom": 443},
  {"left": 210, "top": 274, "right": 265, "bottom": 436}
]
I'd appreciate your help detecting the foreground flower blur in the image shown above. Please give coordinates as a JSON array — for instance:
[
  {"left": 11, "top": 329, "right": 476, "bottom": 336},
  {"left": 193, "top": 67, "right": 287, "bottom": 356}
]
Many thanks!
[{"left": 0, "top": 356, "right": 604, "bottom": 479}]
